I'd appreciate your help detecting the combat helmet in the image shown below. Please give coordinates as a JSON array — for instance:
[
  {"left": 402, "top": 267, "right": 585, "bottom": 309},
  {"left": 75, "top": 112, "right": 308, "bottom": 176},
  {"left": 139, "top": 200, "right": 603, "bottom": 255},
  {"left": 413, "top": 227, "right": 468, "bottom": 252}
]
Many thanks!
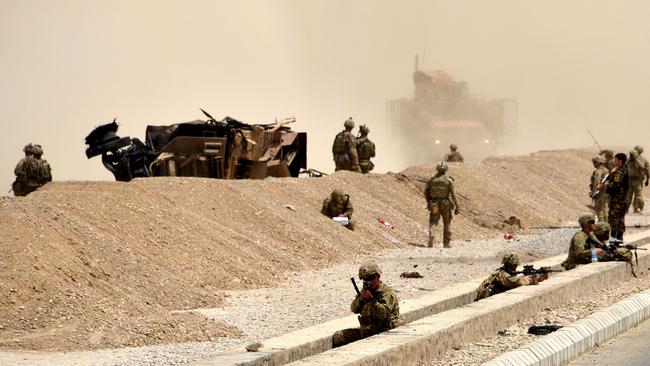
[
  {"left": 600, "top": 149, "right": 614, "bottom": 158},
  {"left": 593, "top": 222, "right": 611, "bottom": 236},
  {"left": 501, "top": 253, "right": 520, "bottom": 267},
  {"left": 358, "top": 260, "right": 382, "bottom": 279},
  {"left": 436, "top": 161, "right": 448, "bottom": 173},
  {"left": 450, "top": 144, "right": 458, "bottom": 150},
  {"left": 591, "top": 155, "right": 605, "bottom": 164},
  {"left": 344, "top": 117, "right": 355, "bottom": 129},
  {"left": 359, "top": 125, "right": 370, "bottom": 134},
  {"left": 630, "top": 149, "right": 639, "bottom": 158},
  {"left": 32, "top": 144, "right": 43, "bottom": 157},
  {"left": 23, "top": 143, "right": 34, "bottom": 155},
  {"left": 331, "top": 188, "right": 345, "bottom": 200},
  {"left": 634, "top": 145, "right": 644, "bottom": 154},
  {"left": 578, "top": 212, "right": 596, "bottom": 226}
]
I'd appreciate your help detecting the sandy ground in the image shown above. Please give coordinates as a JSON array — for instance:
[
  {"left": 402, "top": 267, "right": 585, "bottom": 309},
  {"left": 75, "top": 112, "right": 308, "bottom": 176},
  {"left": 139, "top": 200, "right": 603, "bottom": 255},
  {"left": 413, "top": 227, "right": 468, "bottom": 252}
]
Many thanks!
[{"left": 0, "top": 148, "right": 640, "bottom": 353}]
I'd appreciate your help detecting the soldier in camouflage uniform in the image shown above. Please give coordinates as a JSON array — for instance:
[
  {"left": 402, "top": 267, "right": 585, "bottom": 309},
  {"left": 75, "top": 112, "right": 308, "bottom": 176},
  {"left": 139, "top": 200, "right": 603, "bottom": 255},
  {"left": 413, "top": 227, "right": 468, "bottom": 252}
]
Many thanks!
[
  {"left": 332, "top": 260, "right": 400, "bottom": 348},
  {"left": 633, "top": 145, "right": 650, "bottom": 186},
  {"left": 626, "top": 150, "right": 646, "bottom": 213},
  {"left": 424, "top": 162, "right": 459, "bottom": 248},
  {"left": 590, "top": 155, "right": 609, "bottom": 222},
  {"left": 588, "top": 222, "right": 634, "bottom": 266},
  {"left": 321, "top": 189, "right": 355, "bottom": 230},
  {"left": 475, "top": 253, "right": 547, "bottom": 301},
  {"left": 444, "top": 144, "right": 464, "bottom": 163},
  {"left": 332, "top": 118, "right": 361, "bottom": 173},
  {"left": 12, "top": 143, "right": 42, "bottom": 196},
  {"left": 600, "top": 149, "right": 615, "bottom": 171},
  {"left": 599, "top": 153, "right": 630, "bottom": 240},
  {"left": 561, "top": 213, "right": 605, "bottom": 270},
  {"left": 355, "top": 125, "right": 375, "bottom": 174}
]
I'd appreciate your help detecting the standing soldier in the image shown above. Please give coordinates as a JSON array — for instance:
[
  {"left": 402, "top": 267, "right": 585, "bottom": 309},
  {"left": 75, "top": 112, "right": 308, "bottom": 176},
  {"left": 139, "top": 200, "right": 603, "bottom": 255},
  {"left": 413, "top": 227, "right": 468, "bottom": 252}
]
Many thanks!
[
  {"left": 598, "top": 153, "right": 630, "bottom": 240},
  {"left": 444, "top": 144, "right": 464, "bottom": 163},
  {"left": 356, "top": 125, "right": 375, "bottom": 174},
  {"left": 600, "top": 149, "right": 615, "bottom": 171},
  {"left": 32, "top": 144, "right": 52, "bottom": 186},
  {"left": 332, "top": 117, "right": 361, "bottom": 172},
  {"left": 424, "top": 162, "right": 459, "bottom": 248},
  {"left": 12, "top": 144, "right": 41, "bottom": 196},
  {"left": 626, "top": 150, "right": 646, "bottom": 213},
  {"left": 590, "top": 155, "right": 609, "bottom": 222}
]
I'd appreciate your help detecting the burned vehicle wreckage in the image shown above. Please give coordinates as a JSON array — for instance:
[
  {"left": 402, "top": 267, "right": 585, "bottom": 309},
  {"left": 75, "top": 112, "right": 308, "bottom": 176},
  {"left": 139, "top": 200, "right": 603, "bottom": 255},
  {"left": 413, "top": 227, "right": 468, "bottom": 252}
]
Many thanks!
[{"left": 85, "top": 110, "right": 307, "bottom": 181}]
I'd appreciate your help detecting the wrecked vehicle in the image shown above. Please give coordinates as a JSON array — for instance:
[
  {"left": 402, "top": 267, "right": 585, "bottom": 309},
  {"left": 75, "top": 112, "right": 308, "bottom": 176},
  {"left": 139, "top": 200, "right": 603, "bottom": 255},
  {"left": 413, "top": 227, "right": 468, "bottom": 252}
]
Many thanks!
[{"left": 85, "top": 110, "right": 307, "bottom": 181}]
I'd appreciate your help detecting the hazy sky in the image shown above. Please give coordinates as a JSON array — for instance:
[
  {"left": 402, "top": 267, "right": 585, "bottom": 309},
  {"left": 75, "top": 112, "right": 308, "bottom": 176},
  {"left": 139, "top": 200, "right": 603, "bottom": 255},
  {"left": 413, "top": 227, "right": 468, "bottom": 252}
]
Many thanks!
[{"left": 2, "top": 0, "right": 650, "bottom": 193}]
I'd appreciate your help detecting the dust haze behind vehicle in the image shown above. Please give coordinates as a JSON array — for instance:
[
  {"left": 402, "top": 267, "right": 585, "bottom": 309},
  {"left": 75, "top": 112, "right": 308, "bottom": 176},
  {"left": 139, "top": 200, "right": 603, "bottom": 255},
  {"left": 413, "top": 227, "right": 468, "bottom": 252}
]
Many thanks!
[
  {"left": 84, "top": 109, "right": 307, "bottom": 182},
  {"left": 387, "top": 56, "right": 517, "bottom": 165}
]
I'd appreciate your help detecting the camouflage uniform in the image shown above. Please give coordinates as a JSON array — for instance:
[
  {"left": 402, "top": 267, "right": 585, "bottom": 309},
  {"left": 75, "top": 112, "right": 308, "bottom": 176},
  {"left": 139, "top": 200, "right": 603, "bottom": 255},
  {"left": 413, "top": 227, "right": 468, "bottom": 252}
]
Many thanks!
[
  {"left": 634, "top": 145, "right": 650, "bottom": 187},
  {"left": 589, "top": 222, "right": 633, "bottom": 265},
  {"left": 626, "top": 150, "right": 646, "bottom": 213},
  {"left": 321, "top": 189, "right": 355, "bottom": 230},
  {"left": 475, "top": 253, "right": 533, "bottom": 301},
  {"left": 332, "top": 118, "right": 361, "bottom": 172},
  {"left": 561, "top": 213, "right": 597, "bottom": 270},
  {"left": 356, "top": 125, "right": 375, "bottom": 174},
  {"left": 444, "top": 144, "right": 464, "bottom": 163},
  {"left": 424, "top": 162, "right": 459, "bottom": 248},
  {"left": 32, "top": 144, "right": 52, "bottom": 186},
  {"left": 12, "top": 144, "right": 42, "bottom": 197},
  {"left": 606, "top": 164, "right": 630, "bottom": 240},
  {"left": 590, "top": 155, "right": 609, "bottom": 222},
  {"left": 600, "top": 149, "right": 614, "bottom": 171},
  {"left": 332, "top": 261, "right": 400, "bottom": 348}
]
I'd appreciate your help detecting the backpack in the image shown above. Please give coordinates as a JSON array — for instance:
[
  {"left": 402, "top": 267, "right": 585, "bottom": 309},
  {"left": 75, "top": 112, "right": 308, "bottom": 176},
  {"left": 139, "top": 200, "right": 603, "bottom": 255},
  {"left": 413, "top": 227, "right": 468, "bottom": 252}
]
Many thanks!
[{"left": 332, "top": 131, "right": 348, "bottom": 154}]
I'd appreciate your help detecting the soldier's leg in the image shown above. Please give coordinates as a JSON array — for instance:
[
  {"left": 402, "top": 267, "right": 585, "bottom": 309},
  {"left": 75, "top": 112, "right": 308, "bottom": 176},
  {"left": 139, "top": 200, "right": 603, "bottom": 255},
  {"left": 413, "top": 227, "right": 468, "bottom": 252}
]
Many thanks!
[
  {"left": 594, "top": 195, "right": 606, "bottom": 223},
  {"left": 428, "top": 211, "right": 441, "bottom": 247},
  {"left": 345, "top": 219, "right": 355, "bottom": 231},
  {"left": 441, "top": 208, "right": 453, "bottom": 248},
  {"left": 608, "top": 204, "right": 620, "bottom": 239},
  {"left": 332, "top": 328, "right": 363, "bottom": 348},
  {"left": 634, "top": 183, "right": 645, "bottom": 212},
  {"left": 626, "top": 189, "right": 634, "bottom": 212}
]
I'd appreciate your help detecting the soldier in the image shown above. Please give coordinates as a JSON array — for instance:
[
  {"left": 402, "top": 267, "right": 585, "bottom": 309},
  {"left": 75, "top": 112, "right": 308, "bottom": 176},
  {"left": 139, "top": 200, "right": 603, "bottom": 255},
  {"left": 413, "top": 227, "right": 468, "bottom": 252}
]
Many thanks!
[
  {"left": 356, "top": 125, "right": 375, "bottom": 174},
  {"left": 588, "top": 222, "right": 634, "bottom": 267},
  {"left": 626, "top": 150, "right": 646, "bottom": 213},
  {"left": 332, "top": 260, "right": 400, "bottom": 348},
  {"left": 12, "top": 143, "right": 42, "bottom": 196},
  {"left": 32, "top": 144, "right": 52, "bottom": 186},
  {"left": 600, "top": 149, "right": 615, "bottom": 171},
  {"left": 599, "top": 153, "right": 630, "bottom": 240},
  {"left": 633, "top": 145, "right": 650, "bottom": 188},
  {"left": 424, "top": 161, "right": 459, "bottom": 248},
  {"left": 321, "top": 189, "right": 355, "bottom": 230},
  {"left": 332, "top": 117, "right": 361, "bottom": 172},
  {"left": 561, "top": 213, "right": 605, "bottom": 270},
  {"left": 590, "top": 155, "right": 609, "bottom": 222},
  {"left": 475, "top": 253, "right": 548, "bottom": 301},
  {"left": 444, "top": 144, "right": 464, "bottom": 163}
]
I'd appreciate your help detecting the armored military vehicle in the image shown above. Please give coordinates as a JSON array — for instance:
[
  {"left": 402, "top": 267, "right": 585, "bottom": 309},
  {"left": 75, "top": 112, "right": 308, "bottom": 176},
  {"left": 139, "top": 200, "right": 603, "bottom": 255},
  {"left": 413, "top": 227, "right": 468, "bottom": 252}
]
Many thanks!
[
  {"left": 387, "top": 56, "right": 517, "bottom": 164},
  {"left": 85, "top": 110, "right": 307, "bottom": 181}
]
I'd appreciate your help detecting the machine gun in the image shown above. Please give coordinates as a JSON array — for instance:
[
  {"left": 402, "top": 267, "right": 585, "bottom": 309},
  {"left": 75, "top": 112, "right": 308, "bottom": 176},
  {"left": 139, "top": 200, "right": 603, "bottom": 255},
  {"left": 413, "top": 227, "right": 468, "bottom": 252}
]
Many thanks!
[{"left": 513, "top": 264, "right": 561, "bottom": 276}]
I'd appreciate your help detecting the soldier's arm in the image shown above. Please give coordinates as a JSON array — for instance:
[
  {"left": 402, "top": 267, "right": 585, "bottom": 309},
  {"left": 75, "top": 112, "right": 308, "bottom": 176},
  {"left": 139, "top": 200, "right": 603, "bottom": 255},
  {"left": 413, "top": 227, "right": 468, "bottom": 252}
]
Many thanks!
[
  {"left": 369, "top": 291, "right": 397, "bottom": 320},
  {"left": 14, "top": 160, "right": 25, "bottom": 177},
  {"left": 572, "top": 234, "right": 594, "bottom": 262},
  {"left": 496, "top": 271, "right": 527, "bottom": 290},
  {"left": 320, "top": 199, "right": 330, "bottom": 217},
  {"left": 370, "top": 141, "right": 376, "bottom": 158},
  {"left": 351, "top": 295, "right": 364, "bottom": 314},
  {"left": 449, "top": 180, "right": 459, "bottom": 209},
  {"left": 345, "top": 200, "right": 354, "bottom": 218}
]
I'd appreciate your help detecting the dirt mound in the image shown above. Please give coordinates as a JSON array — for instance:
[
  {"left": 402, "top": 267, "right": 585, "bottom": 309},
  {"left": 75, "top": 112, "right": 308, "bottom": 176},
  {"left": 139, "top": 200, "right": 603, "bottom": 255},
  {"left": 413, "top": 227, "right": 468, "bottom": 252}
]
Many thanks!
[{"left": 0, "top": 149, "right": 596, "bottom": 351}]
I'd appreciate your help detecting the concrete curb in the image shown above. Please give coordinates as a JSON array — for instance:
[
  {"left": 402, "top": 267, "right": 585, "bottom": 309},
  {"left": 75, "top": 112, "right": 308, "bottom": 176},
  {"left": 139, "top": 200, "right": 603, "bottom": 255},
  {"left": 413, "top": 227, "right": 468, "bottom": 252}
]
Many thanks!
[
  {"left": 192, "top": 230, "right": 650, "bottom": 366},
  {"left": 482, "top": 288, "right": 650, "bottom": 366}
]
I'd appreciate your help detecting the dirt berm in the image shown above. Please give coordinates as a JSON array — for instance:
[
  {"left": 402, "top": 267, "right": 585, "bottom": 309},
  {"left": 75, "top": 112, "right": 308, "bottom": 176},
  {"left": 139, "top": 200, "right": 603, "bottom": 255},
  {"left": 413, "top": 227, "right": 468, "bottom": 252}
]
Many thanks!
[{"left": 0, "top": 148, "right": 595, "bottom": 351}]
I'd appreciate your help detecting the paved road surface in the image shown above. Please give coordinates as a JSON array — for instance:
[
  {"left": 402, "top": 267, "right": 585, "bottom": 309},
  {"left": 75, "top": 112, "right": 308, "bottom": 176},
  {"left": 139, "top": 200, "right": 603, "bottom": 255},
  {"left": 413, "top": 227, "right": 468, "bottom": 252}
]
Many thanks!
[{"left": 570, "top": 317, "right": 650, "bottom": 366}]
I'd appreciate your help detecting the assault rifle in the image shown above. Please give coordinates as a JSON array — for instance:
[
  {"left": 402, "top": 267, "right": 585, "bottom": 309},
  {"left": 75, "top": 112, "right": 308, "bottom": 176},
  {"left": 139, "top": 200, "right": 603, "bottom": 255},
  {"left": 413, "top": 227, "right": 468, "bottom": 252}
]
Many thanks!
[
  {"left": 590, "top": 173, "right": 610, "bottom": 198},
  {"left": 513, "top": 264, "right": 561, "bottom": 276},
  {"left": 350, "top": 277, "right": 384, "bottom": 303},
  {"left": 605, "top": 239, "right": 647, "bottom": 253}
]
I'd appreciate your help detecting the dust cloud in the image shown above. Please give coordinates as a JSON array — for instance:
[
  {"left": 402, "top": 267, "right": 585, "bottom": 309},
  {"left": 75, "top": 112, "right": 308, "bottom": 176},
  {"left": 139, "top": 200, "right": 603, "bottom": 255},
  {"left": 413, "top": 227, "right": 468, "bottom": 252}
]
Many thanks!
[{"left": 2, "top": 0, "right": 650, "bottom": 193}]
